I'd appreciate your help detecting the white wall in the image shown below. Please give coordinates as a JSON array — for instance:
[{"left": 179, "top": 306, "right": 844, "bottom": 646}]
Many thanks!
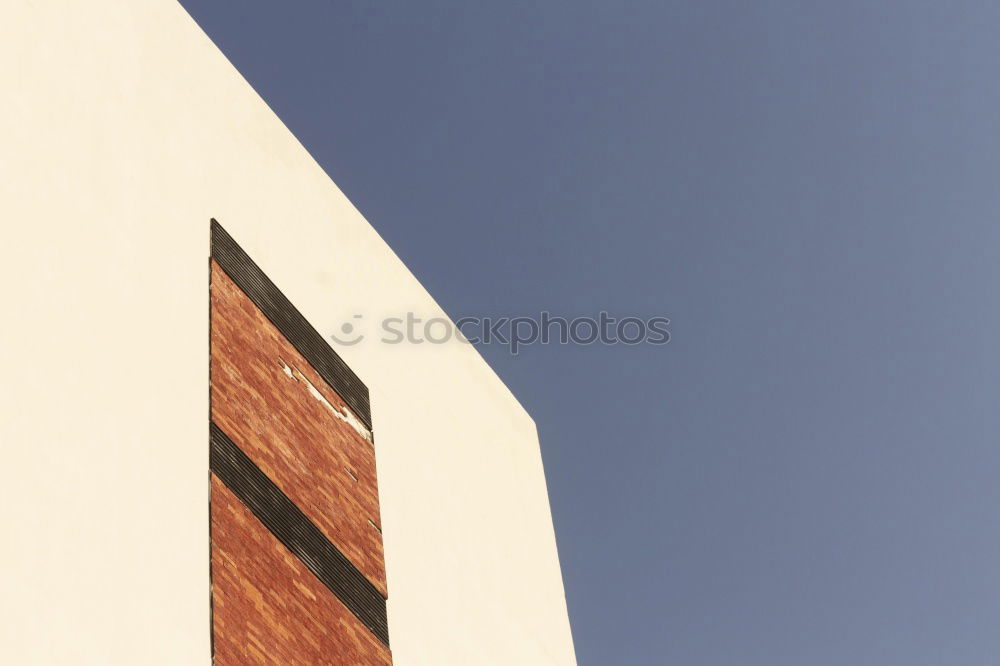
[{"left": 0, "top": 2, "right": 576, "bottom": 664}]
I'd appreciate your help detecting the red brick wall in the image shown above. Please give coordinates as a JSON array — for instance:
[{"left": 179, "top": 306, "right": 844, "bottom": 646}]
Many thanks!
[
  {"left": 211, "top": 260, "right": 386, "bottom": 594},
  {"left": 211, "top": 477, "right": 391, "bottom": 665},
  {"left": 210, "top": 259, "right": 390, "bottom": 663}
]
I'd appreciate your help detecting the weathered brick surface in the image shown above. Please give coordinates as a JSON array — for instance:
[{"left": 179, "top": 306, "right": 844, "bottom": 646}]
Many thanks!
[
  {"left": 210, "top": 260, "right": 386, "bottom": 595},
  {"left": 211, "top": 476, "right": 392, "bottom": 665}
]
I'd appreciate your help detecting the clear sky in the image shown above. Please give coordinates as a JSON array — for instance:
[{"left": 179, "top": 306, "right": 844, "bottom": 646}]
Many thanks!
[{"left": 179, "top": 2, "right": 1000, "bottom": 664}]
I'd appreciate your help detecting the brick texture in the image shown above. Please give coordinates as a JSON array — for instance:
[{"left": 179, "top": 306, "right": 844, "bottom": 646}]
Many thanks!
[
  {"left": 211, "top": 476, "right": 392, "bottom": 665},
  {"left": 210, "top": 260, "right": 386, "bottom": 595}
]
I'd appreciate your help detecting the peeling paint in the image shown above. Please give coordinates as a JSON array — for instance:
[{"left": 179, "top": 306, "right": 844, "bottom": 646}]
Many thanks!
[
  {"left": 278, "top": 358, "right": 373, "bottom": 443},
  {"left": 278, "top": 358, "right": 297, "bottom": 381}
]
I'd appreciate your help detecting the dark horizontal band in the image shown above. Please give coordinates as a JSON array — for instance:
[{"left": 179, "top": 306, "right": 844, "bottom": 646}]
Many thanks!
[
  {"left": 210, "top": 219, "right": 372, "bottom": 429},
  {"left": 210, "top": 422, "right": 389, "bottom": 645}
]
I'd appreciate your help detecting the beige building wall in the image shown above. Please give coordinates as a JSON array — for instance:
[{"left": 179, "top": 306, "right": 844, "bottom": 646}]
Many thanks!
[{"left": 0, "top": 2, "right": 576, "bottom": 664}]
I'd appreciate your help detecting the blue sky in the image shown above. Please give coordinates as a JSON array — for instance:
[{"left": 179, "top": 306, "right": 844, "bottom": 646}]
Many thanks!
[{"left": 180, "top": 2, "right": 1000, "bottom": 663}]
